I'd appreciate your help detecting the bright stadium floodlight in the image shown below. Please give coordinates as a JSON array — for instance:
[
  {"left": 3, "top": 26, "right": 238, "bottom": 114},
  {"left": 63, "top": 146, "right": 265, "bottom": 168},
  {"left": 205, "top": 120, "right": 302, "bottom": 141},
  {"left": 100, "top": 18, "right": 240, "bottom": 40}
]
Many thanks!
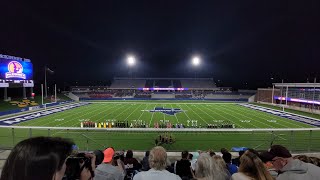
[
  {"left": 192, "top": 56, "right": 201, "bottom": 66},
  {"left": 127, "top": 55, "right": 136, "bottom": 67}
]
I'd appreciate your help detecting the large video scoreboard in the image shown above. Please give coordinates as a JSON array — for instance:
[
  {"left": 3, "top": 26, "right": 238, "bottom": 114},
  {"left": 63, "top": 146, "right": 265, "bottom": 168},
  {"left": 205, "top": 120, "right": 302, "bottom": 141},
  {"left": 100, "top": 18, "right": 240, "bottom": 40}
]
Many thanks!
[
  {"left": 0, "top": 54, "right": 33, "bottom": 80},
  {"left": 0, "top": 54, "right": 34, "bottom": 87}
]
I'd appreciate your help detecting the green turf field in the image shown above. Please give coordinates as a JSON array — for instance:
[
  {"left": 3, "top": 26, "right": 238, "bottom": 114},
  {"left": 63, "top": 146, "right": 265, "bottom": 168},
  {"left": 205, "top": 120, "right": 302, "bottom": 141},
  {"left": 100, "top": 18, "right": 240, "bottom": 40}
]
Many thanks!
[{"left": 0, "top": 102, "right": 319, "bottom": 152}]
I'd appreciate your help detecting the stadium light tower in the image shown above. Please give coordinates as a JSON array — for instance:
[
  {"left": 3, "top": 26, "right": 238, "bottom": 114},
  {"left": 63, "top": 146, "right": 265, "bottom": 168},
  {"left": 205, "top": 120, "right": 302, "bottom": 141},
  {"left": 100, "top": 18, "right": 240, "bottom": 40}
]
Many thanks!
[
  {"left": 127, "top": 55, "right": 136, "bottom": 67},
  {"left": 192, "top": 55, "right": 201, "bottom": 66},
  {"left": 191, "top": 55, "right": 201, "bottom": 79},
  {"left": 126, "top": 54, "right": 136, "bottom": 79}
]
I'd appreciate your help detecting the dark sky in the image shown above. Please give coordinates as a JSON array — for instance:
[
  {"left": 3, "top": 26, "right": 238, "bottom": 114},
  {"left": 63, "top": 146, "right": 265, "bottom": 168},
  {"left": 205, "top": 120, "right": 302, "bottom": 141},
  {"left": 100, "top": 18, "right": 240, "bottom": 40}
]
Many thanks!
[{"left": 1, "top": 0, "right": 320, "bottom": 89}]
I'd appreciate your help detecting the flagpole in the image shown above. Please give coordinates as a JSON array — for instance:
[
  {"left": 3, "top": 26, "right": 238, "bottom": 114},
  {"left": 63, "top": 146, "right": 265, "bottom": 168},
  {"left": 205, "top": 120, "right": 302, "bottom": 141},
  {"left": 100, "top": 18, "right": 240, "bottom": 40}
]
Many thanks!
[
  {"left": 45, "top": 66, "right": 47, "bottom": 98},
  {"left": 41, "top": 84, "right": 44, "bottom": 105},
  {"left": 55, "top": 84, "right": 57, "bottom": 103}
]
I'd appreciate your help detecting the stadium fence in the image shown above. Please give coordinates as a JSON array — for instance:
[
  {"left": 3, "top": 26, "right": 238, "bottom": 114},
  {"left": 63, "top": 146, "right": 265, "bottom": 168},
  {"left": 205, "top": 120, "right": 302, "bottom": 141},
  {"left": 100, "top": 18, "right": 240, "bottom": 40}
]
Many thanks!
[{"left": 1, "top": 126, "right": 320, "bottom": 152}]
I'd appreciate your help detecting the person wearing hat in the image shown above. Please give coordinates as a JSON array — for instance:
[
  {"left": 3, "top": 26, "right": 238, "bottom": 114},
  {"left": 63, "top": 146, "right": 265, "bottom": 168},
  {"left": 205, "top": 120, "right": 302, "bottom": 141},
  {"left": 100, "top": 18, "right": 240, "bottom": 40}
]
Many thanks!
[
  {"left": 262, "top": 145, "right": 320, "bottom": 180},
  {"left": 94, "top": 147, "right": 125, "bottom": 180}
]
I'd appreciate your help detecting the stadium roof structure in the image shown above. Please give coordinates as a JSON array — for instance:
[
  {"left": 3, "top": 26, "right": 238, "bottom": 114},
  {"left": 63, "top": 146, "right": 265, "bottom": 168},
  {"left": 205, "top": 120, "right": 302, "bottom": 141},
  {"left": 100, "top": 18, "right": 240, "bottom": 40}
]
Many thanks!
[{"left": 273, "top": 83, "right": 320, "bottom": 88}]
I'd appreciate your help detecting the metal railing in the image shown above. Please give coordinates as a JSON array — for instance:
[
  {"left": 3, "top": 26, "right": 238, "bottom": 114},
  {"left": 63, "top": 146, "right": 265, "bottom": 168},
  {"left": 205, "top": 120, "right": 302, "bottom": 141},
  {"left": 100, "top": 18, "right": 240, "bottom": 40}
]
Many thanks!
[{"left": 1, "top": 126, "right": 320, "bottom": 152}]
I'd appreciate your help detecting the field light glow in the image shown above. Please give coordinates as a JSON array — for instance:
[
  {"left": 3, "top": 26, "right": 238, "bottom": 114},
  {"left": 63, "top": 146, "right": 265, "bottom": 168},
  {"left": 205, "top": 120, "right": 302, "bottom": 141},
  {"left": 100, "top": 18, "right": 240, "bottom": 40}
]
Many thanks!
[
  {"left": 127, "top": 55, "right": 136, "bottom": 66},
  {"left": 192, "top": 56, "right": 201, "bottom": 66}
]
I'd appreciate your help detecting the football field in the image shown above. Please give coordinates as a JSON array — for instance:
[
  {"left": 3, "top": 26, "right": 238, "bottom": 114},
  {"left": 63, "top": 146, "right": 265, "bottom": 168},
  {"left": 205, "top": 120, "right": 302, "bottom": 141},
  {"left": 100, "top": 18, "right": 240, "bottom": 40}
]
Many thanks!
[{"left": 0, "top": 101, "right": 319, "bottom": 151}]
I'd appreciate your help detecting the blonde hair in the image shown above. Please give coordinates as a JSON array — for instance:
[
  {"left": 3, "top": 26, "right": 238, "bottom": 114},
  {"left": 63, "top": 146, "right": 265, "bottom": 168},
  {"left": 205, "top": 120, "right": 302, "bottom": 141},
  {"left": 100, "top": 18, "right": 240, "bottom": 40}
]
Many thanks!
[
  {"left": 212, "top": 155, "right": 230, "bottom": 176},
  {"left": 239, "top": 151, "right": 273, "bottom": 180},
  {"left": 148, "top": 146, "right": 167, "bottom": 170},
  {"left": 196, "top": 153, "right": 229, "bottom": 180}
]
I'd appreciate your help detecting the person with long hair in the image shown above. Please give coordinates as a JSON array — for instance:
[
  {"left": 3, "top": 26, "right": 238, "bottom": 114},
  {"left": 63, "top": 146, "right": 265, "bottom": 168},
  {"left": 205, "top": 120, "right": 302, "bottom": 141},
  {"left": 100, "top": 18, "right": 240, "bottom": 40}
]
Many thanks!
[
  {"left": 212, "top": 155, "right": 231, "bottom": 179},
  {"left": 0, "top": 136, "right": 74, "bottom": 180},
  {"left": 195, "top": 153, "right": 229, "bottom": 180},
  {"left": 231, "top": 151, "right": 273, "bottom": 180}
]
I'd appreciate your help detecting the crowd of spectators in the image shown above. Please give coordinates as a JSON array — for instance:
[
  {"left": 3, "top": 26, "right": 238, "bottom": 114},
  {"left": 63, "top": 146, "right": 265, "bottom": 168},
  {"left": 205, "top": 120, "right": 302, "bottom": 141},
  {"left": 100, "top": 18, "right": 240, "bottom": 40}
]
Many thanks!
[
  {"left": 134, "top": 91, "right": 152, "bottom": 98},
  {"left": 2, "top": 136, "right": 320, "bottom": 180},
  {"left": 114, "top": 90, "right": 134, "bottom": 97},
  {"left": 89, "top": 93, "right": 113, "bottom": 99},
  {"left": 74, "top": 88, "right": 249, "bottom": 100},
  {"left": 175, "top": 94, "right": 193, "bottom": 99}
]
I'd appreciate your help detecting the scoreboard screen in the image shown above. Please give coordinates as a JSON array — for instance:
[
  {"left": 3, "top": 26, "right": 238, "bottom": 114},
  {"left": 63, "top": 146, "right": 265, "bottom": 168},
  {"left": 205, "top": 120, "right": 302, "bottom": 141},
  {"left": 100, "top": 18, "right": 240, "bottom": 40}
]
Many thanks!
[{"left": 0, "top": 54, "right": 33, "bottom": 80}]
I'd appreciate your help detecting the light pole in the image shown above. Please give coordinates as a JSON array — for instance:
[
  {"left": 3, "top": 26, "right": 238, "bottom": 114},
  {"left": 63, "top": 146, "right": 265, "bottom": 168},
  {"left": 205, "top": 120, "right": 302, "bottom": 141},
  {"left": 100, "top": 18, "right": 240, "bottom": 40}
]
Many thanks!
[
  {"left": 44, "top": 66, "right": 54, "bottom": 98},
  {"left": 127, "top": 55, "right": 136, "bottom": 79},
  {"left": 44, "top": 66, "right": 47, "bottom": 98},
  {"left": 191, "top": 55, "right": 201, "bottom": 79}
]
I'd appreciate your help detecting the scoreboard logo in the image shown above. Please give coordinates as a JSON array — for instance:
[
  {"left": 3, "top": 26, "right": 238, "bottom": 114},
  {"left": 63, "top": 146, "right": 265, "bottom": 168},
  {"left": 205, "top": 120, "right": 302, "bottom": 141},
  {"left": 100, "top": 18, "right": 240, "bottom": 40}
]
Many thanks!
[{"left": 5, "top": 61, "right": 26, "bottom": 79}]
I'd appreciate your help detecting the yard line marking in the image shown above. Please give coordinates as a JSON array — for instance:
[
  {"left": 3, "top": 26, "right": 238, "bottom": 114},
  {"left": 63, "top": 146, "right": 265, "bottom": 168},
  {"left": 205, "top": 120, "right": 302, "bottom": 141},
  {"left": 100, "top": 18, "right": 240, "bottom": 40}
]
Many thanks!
[
  {"left": 201, "top": 104, "right": 244, "bottom": 128},
  {"left": 149, "top": 104, "right": 157, "bottom": 127},
  {"left": 170, "top": 104, "right": 180, "bottom": 124},
  {"left": 47, "top": 103, "right": 121, "bottom": 127},
  {"left": 123, "top": 104, "right": 143, "bottom": 121},
  {"left": 182, "top": 104, "right": 209, "bottom": 125},
  {"left": 176, "top": 104, "right": 191, "bottom": 121},
  {"left": 136, "top": 104, "right": 151, "bottom": 122},
  {"left": 18, "top": 103, "right": 95, "bottom": 126},
  {"left": 220, "top": 104, "right": 277, "bottom": 128},
  {"left": 206, "top": 104, "right": 257, "bottom": 128},
  {"left": 239, "top": 105, "right": 307, "bottom": 128},
  {"left": 231, "top": 105, "right": 300, "bottom": 128},
  {"left": 50, "top": 105, "right": 115, "bottom": 136}
]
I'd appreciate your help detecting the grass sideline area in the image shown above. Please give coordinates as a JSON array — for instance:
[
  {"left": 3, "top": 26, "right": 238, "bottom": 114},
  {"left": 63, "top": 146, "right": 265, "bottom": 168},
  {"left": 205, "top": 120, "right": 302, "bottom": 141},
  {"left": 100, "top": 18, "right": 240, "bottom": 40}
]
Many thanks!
[
  {"left": 0, "top": 94, "right": 72, "bottom": 112},
  {"left": 0, "top": 101, "right": 319, "bottom": 151}
]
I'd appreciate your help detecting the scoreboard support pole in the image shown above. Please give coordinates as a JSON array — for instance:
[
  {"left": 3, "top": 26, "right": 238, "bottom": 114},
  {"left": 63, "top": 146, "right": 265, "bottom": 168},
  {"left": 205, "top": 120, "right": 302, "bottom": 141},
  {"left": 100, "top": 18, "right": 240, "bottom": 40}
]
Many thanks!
[
  {"left": 30, "top": 87, "right": 34, "bottom": 99},
  {"left": 22, "top": 87, "right": 27, "bottom": 99},
  {"left": 4, "top": 87, "right": 7, "bottom": 101}
]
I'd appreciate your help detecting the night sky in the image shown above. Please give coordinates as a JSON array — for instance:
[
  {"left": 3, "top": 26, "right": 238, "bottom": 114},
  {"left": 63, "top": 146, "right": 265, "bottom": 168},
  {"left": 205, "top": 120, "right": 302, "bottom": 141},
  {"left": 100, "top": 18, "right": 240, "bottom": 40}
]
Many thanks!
[{"left": 1, "top": 1, "right": 319, "bottom": 89}]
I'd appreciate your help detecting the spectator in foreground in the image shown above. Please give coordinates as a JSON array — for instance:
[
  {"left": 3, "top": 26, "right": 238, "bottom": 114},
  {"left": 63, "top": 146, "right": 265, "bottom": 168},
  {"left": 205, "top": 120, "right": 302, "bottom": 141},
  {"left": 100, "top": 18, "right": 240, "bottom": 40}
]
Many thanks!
[
  {"left": 174, "top": 150, "right": 193, "bottom": 179},
  {"left": 124, "top": 150, "right": 142, "bottom": 171},
  {"left": 212, "top": 155, "right": 231, "bottom": 179},
  {"left": 141, "top": 150, "right": 150, "bottom": 171},
  {"left": 293, "top": 155, "right": 311, "bottom": 163},
  {"left": 190, "top": 151, "right": 200, "bottom": 171},
  {"left": 124, "top": 150, "right": 141, "bottom": 179},
  {"left": 0, "top": 136, "right": 73, "bottom": 180},
  {"left": 263, "top": 145, "right": 320, "bottom": 180},
  {"left": 232, "top": 150, "right": 245, "bottom": 167},
  {"left": 231, "top": 151, "right": 273, "bottom": 180},
  {"left": 188, "top": 153, "right": 193, "bottom": 162},
  {"left": 309, "top": 157, "right": 320, "bottom": 167},
  {"left": 223, "top": 152, "right": 238, "bottom": 175},
  {"left": 195, "top": 153, "right": 230, "bottom": 180},
  {"left": 94, "top": 147, "right": 125, "bottom": 180},
  {"left": 221, "top": 148, "right": 229, "bottom": 155},
  {"left": 133, "top": 146, "right": 181, "bottom": 180}
]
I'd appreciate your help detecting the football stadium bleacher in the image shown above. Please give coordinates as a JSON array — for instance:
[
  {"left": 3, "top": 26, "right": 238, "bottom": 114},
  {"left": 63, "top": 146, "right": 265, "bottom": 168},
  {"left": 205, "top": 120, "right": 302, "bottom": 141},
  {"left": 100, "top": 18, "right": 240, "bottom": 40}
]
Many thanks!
[
  {"left": 110, "top": 78, "right": 146, "bottom": 89},
  {"left": 71, "top": 77, "right": 252, "bottom": 101},
  {"left": 180, "top": 78, "right": 217, "bottom": 88}
]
